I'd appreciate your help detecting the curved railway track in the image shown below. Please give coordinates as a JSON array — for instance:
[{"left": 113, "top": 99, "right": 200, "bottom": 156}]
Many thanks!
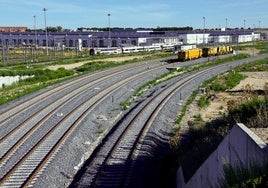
[
  {"left": 0, "top": 54, "right": 265, "bottom": 187},
  {"left": 70, "top": 65, "right": 222, "bottom": 188},
  {"left": 70, "top": 54, "right": 267, "bottom": 188},
  {"left": 0, "top": 58, "right": 164, "bottom": 121},
  {"left": 2, "top": 55, "right": 209, "bottom": 187},
  {"left": 0, "top": 58, "right": 172, "bottom": 187},
  {"left": 0, "top": 60, "right": 163, "bottom": 140}
]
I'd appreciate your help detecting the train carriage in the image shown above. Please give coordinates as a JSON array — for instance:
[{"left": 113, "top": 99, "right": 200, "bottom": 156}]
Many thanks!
[
  {"left": 202, "top": 47, "right": 218, "bottom": 57},
  {"left": 179, "top": 45, "right": 233, "bottom": 60},
  {"left": 217, "top": 45, "right": 233, "bottom": 55},
  {"left": 178, "top": 48, "right": 202, "bottom": 61}
]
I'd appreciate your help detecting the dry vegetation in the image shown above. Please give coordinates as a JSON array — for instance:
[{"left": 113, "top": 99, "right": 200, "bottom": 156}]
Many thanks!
[
  {"left": 170, "top": 57, "right": 268, "bottom": 182},
  {"left": 47, "top": 55, "right": 148, "bottom": 70}
]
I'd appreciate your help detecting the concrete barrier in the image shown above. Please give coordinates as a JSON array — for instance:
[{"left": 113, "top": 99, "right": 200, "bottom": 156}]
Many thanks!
[{"left": 176, "top": 123, "right": 268, "bottom": 188}]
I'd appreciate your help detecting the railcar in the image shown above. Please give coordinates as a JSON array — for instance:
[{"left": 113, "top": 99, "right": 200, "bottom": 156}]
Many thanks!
[
  {"left": 179, "top": 45, "right": 233, "bottom": 60},
  {"left": 178, "top": 48, "right": 202, "bottom": 61},
  {"left": 173, "top": 44, "right": 196, "bottom": 54},
  {"left": 217, "top": 45, "right": 233, "bottom": 55},
  {"left": 97, "top": 47, "right": 122, "bottom": 54},
  {"left": 202, "top": 47, "right": 218, "bottom": 57},
  {"left": 226, "top": 46, "right": 233, "bottom": 54},
  {"left": 121, "top": 45, "right": 163, "bottom": 53}
]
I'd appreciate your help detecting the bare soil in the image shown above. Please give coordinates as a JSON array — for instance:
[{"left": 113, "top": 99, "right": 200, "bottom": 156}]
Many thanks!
[
  {"left": 47, "top": 55, "right": 146, "bottom": 70},
  {"left": 180, "top": 72, "right": 268, "bottom": 144},
  {"left": 237, "top": 47, "right": 260, "bottom": 56}
]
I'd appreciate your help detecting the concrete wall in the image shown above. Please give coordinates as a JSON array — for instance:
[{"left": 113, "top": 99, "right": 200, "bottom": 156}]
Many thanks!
[{"left": 177, "top": 123, "right": 268, "bottom": 188}]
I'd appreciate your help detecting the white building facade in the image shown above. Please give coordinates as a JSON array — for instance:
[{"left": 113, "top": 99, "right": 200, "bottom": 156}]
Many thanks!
[{"left": 177, "top": 31, "right": 261, "bottom": 45}]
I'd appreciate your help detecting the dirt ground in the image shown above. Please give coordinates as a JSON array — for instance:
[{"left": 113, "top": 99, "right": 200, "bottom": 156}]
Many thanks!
[
  {"left": 47, "top": 55, "right": 146, "bottom": 70},
  {"left": 180, "top": 71, "right": 268, "bottom": 144},
  {"left": 201, "top": 72, "right": 268, "bottom": 121}
]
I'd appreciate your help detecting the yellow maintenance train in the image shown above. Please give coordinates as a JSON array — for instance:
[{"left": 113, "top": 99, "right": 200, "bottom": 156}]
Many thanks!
[{"left": 178, "top": 45, "right": 233, "bottom": 61}]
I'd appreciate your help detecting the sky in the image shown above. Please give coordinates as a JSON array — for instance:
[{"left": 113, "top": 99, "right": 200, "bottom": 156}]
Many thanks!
[{"left": 0, "top": 0, "right": 267, "bottom": 30}]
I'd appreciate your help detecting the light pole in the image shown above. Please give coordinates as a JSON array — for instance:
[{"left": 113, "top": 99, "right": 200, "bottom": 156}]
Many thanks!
[
  {"left": 203, "top": 16, "right": 205, "bottom": 46},
  {"left": 33, "top": 15, "right": 37, "bottom": 61},
  {"left": 225, "top": 18, "right": 228, "bottom": 43},
  {"left": 252, "top": 24, "right": 255, "bottom": 56},
  {"left": 33, "top": 15, "right": 37, "bottom": 47},
  {"left": 108, "top": 13, "right": 111, "bottom": 48},
  {"left": 243, "top": 19, "right": 246, "bottom": 42},
  {"left": 43, "top": 8, "right": 48, "bottom": 56}
]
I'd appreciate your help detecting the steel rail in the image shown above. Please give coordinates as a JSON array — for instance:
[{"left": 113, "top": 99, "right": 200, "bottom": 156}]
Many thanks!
[{"left": 0, "top": 60, "right": 167, "bottom": 187}]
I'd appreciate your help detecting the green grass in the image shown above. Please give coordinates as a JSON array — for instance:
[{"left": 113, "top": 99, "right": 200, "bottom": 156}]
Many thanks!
[
  {"left": 229, "top": 97, "right": 268, "bottom": 128},
  {"left": 220, "top": 161, "right": 268, "bottom": 187},
  {"left": 175, "top": 90, "right": 198, "bottom": 124},
  {"left": 206, "top": 71, "right": 244, "bottom": 92},
  {"left": 0, "top": 67, "right": 75, "bottom": 105},
  {"left": 236, "top": 41, "right": 268, "bottom": 54},
  {"left": 169, "top": 55, "right": 268, "bottom": 183},
  {"left": 236, "top": 58, "right": 268, "bottom": 72},
  {"left": 0, "top": 51, "right": 176, "bottom": 106},
  {"left": 0, "top": 82, "right": 49, "bottom": 105},
  {"left": 198, "top": 95, "right": 210, "bottom": 108},
  {"left": 216, "top": 53, "right": 250, "bottom": 63}
]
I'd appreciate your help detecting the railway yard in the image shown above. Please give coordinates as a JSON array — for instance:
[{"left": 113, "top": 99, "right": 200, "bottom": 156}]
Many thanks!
[{"left": 0, "top": 49, "right": 267, "bottom": 187}]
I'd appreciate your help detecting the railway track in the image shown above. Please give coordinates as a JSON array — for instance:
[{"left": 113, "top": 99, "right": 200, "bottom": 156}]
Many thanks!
[
  {"left": 2, "top": 55, "right": 208, "bottom": 187},
  {"left": 1, "top": 54, "right": 265, "bottom": 187},
  {"left": 0, "top": 60, "right": 157, "bottom": 139},
  {"left": 0, "top": 59, "right": 171, "bottom": 187},
  {"left": 70, "top": 54, "right": 267, "bottom": 188},
  {"left": 0, "top": 58, "right": 162, "bottom": 120},
  {"left": 69, "top": 66, "right": 231, "bottom": 187},
  {"left": 0, "top": 60, "right": 166, "bottom": 168}
]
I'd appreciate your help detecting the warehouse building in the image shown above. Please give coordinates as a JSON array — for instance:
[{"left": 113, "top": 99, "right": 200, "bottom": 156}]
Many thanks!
[{"left": 0, "top": 29, "right": 261, "bottom": 50}]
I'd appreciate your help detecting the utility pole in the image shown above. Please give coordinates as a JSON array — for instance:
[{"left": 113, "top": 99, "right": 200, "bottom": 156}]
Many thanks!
[
  {"left": 225, "top": 18, "right": 228, "bottom": 43},
  {"left": 33, "top": 15, "right": 37, "bottom": 61},
  {"left": 43, "top": 8, "right": 48, "bottom": 56},
  {"left": 243, "top": 19, "right": 246, "bottom": 42},
  {"left": 203, "top": 16, "right": 205, "bottom": 46},
  {"left": 108, "top": 13, "right": 111, "bottom": 48}
]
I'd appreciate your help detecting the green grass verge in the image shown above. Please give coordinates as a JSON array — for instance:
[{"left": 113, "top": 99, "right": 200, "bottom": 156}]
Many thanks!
[
  {"left": 170, "top": 56, "right": 268, "bottom": 183},
  {"left": 220, "top": 161, "right": 268, "bottom": 187}
]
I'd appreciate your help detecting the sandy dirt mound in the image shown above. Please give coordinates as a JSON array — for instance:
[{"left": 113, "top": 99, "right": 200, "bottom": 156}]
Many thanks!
[
  {"left": 181, "top": 72, "right": 268, "bottom": 143},
  {"left": 47, "top": 55, "right": 145, "bottom": 70},
  {"left": 231, "top": 72, "right": 268, "bottom": 91},
  {"left": 201, "top": 72, "right": 268, "bottom": 121}
]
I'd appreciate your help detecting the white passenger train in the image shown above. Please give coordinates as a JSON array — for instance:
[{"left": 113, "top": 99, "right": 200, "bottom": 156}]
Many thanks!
[{"left": 94, "top": 44, "right": 175, "bottom": 55}]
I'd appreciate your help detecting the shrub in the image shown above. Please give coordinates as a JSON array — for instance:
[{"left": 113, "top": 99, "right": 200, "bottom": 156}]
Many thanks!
[
  {"left": 229, "top": 97, "right": 268, "bottom": 128},
  {"left": 225, "top": 72, "right": 243, "bottom": 88},
  {"left": 198, "top": 95, "right": 210, "bottom": 108},
  {"left": 211, "top": 82, "right": 227, "bottom": 91},
  {"left": 220, "top": 161, "right": 268, "bottom": 187}
]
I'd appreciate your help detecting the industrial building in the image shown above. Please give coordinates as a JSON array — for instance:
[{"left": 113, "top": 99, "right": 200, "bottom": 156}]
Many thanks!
[
  {"left": 0, "top": 28, "right": 261, "bottom": 51},
  {"left": 178, "top": 30, "right": 261, "bottom": 44}
]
